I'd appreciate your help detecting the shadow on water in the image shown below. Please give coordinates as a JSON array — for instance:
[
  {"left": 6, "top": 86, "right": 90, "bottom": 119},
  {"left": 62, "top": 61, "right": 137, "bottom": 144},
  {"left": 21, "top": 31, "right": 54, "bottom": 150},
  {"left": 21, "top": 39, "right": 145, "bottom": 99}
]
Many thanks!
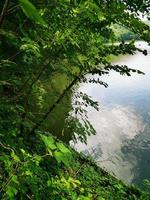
[{"left": 73, "top": 41, "right": 150, "bottom": 186}]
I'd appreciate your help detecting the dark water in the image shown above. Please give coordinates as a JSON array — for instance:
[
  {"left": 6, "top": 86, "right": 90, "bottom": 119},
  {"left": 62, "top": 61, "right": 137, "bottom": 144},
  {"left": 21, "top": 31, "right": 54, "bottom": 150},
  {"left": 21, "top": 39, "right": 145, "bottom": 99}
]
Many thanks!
[{"left": 73, "top": 41, "right": 150, "bottom": 185}]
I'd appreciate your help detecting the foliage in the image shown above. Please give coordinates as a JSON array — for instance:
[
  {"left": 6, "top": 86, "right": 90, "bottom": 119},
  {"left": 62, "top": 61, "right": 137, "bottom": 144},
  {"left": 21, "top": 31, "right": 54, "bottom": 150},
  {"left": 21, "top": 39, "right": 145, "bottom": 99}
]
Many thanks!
[
  {"left": 0, "top": 133, "right": 150, "bottom": 199},
  {"left": 0, "top": 0, "right": 149, "bottom": 141},
  {"left": 19, "top": 0, "right": 47, "bottom": 25},
  {"left": 112, "top": 24, "right": 137, "bottom": 41},
  {"left": 0, "top": 0, "right": 150, "bottom": 199}
]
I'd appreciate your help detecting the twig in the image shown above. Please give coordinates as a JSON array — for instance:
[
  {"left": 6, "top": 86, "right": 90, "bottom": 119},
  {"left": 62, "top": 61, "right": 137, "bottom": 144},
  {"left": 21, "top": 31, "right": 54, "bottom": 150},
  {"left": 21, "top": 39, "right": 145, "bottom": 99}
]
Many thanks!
[
  {"left": 0, "top": 0, "right": 9, "bottom": 27},
  {"left": 0, "top": 141, "right": 14, "bottom": 152},
  {"left": 28, "top": 73, "right": 82, "bottom": 135}
]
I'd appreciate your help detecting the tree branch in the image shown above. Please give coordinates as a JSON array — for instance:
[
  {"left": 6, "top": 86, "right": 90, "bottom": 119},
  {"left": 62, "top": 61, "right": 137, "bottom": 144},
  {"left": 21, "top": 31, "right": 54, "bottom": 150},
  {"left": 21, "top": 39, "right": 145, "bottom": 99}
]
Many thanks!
[
  {"left": 19, "top": 59, "right": 52, "bottom": 136},
  {"left": 28, "top": 73, "right": 82, "bottom": 135},
  {"left": 0, "top": 0, "right": 9, "bottom": 27}
]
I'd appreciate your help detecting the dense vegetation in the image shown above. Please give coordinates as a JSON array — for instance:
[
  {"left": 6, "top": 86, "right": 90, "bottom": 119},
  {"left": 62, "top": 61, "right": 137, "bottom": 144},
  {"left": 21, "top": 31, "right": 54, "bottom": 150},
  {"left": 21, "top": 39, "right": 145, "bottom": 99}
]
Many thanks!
[
  {"left": 112, "top": 24, "right": 137, "bottom": 41},
  {"left": 0, "top": 0, "right": 150, "bottom": 199}
]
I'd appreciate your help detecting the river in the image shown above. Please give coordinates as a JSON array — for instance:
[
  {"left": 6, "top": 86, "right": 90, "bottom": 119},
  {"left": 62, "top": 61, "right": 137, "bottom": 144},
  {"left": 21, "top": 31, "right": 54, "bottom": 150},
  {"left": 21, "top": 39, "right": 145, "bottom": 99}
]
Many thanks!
[{"left": 73, "top": 41, "right": 150, "bottom": 186}]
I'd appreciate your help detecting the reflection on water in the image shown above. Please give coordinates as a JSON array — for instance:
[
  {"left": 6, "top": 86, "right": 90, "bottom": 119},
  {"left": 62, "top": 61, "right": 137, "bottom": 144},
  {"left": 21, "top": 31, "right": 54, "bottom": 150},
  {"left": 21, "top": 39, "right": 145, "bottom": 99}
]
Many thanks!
[{"left": 73, "top": 41, "right": 150, "bottom": 185}]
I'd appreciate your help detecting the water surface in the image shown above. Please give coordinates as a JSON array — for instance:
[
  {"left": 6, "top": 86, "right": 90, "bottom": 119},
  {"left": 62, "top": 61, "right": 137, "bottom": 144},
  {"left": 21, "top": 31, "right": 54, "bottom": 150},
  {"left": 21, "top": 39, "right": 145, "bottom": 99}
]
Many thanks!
[{"left": 74, "top": 41, "right": 150, "bottom": 185}]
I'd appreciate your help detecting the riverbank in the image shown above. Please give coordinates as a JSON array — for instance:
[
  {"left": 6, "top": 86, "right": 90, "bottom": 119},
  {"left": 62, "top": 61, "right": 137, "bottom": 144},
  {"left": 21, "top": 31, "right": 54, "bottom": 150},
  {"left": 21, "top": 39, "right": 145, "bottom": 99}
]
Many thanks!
[
  {"left": 61, "top": 138, "right": 150, "bottom": 200},
  {"left": 1, "top": 132, "right": 150, "bottom": 199}
]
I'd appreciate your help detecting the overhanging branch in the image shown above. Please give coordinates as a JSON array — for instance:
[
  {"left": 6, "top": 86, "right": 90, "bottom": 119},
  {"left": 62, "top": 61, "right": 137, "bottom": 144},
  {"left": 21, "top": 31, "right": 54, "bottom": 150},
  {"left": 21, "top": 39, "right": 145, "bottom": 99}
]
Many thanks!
[{"left": 28, "top": 73, "right": 82, "bottom": 135}]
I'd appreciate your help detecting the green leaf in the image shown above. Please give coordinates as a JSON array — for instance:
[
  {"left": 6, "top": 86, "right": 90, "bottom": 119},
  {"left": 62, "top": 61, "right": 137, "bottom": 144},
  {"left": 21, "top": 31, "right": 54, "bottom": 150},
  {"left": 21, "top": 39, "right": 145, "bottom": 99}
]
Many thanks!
[
  {"left": 0, "top": 155, "right": 11, "bottom": 170},
  {"left": 25, "top": 170, "right": 33, "bottom": 177},
  {"left": 54, "top": 151, "right": 63, "bottom": 164},
  {"left": 56, "top": 142, "right": 71, "bottom": 154},
  {"left": 47, "top": 180, "right": 51, "bottom": 187},
  {"left": 40, "top": 134, "right": 56, "bottom": 150},
  {"left": 6, "top": 186, "right": 18, "bottom": 199},
  {"left": 11, "top": 151, "right": 20, "bottom": 162},
  {"left": 54, "top": 151, "right": 70, "bottom": 167},
  {"left": 11, "top": 175, "right": 19, "bottom": 184},
  {"left": 19, "top": 0, "right": 46, "bottom": 25}
]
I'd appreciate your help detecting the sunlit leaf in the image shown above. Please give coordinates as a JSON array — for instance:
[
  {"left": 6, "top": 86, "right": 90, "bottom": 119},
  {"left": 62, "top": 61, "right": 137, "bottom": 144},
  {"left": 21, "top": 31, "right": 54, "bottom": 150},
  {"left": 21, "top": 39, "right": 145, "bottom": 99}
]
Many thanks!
[
  {"left": 56, "top": 142, "right": 71, "bottom": 154},
  {"left": 40, "top": 134, "right": 56, "bottom": 150},
  {"left": 54, "top": 150, "right": 70, "bottom": 167},
  {"left": 19, "top": 0, "right": 46, "bottom": 25},
  {"left": 6, "top": 186, "right": 18, "bottom": 199}
]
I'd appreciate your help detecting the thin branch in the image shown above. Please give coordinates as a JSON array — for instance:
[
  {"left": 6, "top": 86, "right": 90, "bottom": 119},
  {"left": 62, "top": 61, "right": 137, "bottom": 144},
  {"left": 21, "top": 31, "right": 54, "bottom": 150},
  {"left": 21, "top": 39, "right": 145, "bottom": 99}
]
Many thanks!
[
  {"left": 0, "top": 141, "right": 14, "bottom": 152},
  {"left": 29, "top": 73, "right": 82, "bottom": 135},
  {"left": 19, "top": 59, "right": 53, "bottom": 135},
  {"left": 6, "top": 5, "right": 19, "bottom": 15},
  {"left": 0, "top": 0, "right": 9, "bottom": 27}
]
